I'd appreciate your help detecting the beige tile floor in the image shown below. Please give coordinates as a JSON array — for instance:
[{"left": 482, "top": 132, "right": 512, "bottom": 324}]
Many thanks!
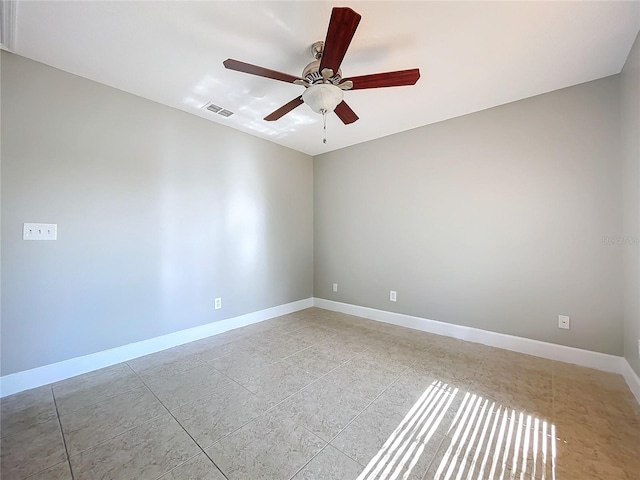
[{"left": 1, "top": 308, "right": 639, "bottom": 479}]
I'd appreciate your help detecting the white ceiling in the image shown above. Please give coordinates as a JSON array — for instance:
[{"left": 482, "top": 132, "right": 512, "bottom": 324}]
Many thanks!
[{"left": 9, "top": 1, "right": 640, "bottom": 156}]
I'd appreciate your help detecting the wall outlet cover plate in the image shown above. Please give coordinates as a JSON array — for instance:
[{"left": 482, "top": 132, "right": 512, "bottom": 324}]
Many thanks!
[{"left": 558, "top": 315, "right": 570, "bottom": 329}]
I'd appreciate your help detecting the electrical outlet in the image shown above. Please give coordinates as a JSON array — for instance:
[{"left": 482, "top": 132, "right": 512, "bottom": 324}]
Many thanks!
[
  {"left": 390, "top": 290, "right": 397, "bottom": 302},
  {"left": 333, "top": 283, "right": 338, "bottom": 292},
  {"left": 215, "top": 297, "right": 222, "bottom": 310},
  {"left": 558, "top": 315, "right": 570, "bottom": 330}
]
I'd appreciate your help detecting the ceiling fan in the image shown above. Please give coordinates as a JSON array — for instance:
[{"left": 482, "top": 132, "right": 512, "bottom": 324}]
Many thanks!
[{"left": 223, "top": 7, "right": 420, "bottom": 137}]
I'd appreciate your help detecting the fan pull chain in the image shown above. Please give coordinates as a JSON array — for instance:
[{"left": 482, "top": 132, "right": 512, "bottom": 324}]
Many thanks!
[{"left": 322, "top": 109, "right": 327, "bottom": 144}]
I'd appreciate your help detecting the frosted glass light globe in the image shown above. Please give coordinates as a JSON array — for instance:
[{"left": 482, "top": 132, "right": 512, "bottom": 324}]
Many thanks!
[{"left": 302, "top": 84, "right": 344, "bottom": 114}]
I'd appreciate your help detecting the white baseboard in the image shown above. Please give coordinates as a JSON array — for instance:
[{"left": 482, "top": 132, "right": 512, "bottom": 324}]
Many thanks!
[
  {"left": 621, "top": 359, "right": 640, "bottom": 404},
  {"left": 4, "top": 296, "right": 638, "bottom": 405},
  {"left": 313, "top": 298, "right": 626, "bottom": 375},
  {"left": 0, "top": 298, "right": 313, "bottom": 398}
]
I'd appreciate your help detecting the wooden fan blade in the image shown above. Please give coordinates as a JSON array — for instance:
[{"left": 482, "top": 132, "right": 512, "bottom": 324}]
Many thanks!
[
  {"left": 223, "top": 59, "right": 300, "bottom": 84},
  {"left": 345, "top": 69, "right": 421, "bottom": 90},
  {"left": 319, "top": 7, "right": 361, "bottom": 73},
  {"left": 334, "top": 101, "right": 359, "bottom": 125},
  {"left": 264, "top": 96, "right": 304, "bottom": 121}
]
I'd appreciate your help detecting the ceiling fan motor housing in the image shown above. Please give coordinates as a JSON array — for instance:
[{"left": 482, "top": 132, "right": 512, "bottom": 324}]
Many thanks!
[{"left": 302, "top": 59, "right": 343, "bottom": 85}]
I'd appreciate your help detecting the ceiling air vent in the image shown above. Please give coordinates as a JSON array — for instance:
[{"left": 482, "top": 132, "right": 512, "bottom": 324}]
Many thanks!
[{"left": 202, "top": 102, "right": 234, "bottom": 118}]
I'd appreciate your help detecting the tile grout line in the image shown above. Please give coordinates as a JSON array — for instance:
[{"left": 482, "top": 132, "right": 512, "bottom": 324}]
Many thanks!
[
  {"left": 321, "top": 347, "right": 485, "bottom": 480},
  {"left": 285, "top": 360, "right": 418, "bottom": 480},
  {"left": 359, "top": 347, "right": 500, "bottom": 479},
  {"left": 179, "top": 321, "right": 386, "bottom": 479},
  {"left": 50, "top": 385, "right": 76, "bottom": 480},
  {"left": 201, "top": 331, "right": 375, "bottom": 432},
  {"left": 37, "top": 319, "right": 528, "bottom": 476},
  {"left": 110, "top": 319, "right": 362, "bottom": 467},
  {"left": 51, "top": 370, "right": 183, "bottom": 473},
  {"left": 190, "top": 316, "right": 353, "bottom": 476},
  {"left": 9, "top": 311, "right": 636, "bottom": 479},
  {"left": 240, "top": 323, "right": 380, "bottom": 479},
  {"left": 415, "top": 356, "right": 485, "bottom": 480},
  {"left": 51, "top": 369, "right": 173, "bottom": 463},
  {"left": 39, "top": 321, "right": 458, "bottom": 478},
  {"left": 260, "top": 341, "right": 378, "bottom": 413},
  {"left": 126, "top": 366, "right": 230, "bottom": 480},
  {"left": 171, "top": 333, "right": 377, "bottom": 463},
  {"left": 51, "top": 363, "right": 149, "bottom": 419}
]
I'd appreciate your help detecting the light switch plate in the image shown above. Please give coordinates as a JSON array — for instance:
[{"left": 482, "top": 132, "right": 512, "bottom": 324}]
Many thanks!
[{"left": 23, "top": 223, "right": 57, "bottom": 240}]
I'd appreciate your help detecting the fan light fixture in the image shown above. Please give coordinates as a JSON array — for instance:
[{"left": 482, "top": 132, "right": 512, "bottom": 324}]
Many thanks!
[
  {"left": 302, "top": 83, "right": 344, "bottom": 143},
  {"left": 301, "top": 83, "right": 344, "bottom": 144},
  {"left": 302, "top": 84, "right": 343, "bottom": 114}
]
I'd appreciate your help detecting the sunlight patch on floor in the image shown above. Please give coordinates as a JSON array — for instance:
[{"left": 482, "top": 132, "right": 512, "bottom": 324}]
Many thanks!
[
  {"left": 358, "top": 382, "right": 558, "bottom": 480},
  {"left": 357, "top": 381, "right": 456, "bottom": 480}
]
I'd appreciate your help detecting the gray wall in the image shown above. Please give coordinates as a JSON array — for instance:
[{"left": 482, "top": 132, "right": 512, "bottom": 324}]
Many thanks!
[
  {"left": 314, "top": 76, "right": 623, "bottom": 355},
  {"left": 1, "top": 52, "right": 313, "bottom": 376},
  {"left": 621, "top": 32, "right": 640, "bottom": 376},
  {"left": 1, "top": 47, "right": 633, "bottom": 376}
]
